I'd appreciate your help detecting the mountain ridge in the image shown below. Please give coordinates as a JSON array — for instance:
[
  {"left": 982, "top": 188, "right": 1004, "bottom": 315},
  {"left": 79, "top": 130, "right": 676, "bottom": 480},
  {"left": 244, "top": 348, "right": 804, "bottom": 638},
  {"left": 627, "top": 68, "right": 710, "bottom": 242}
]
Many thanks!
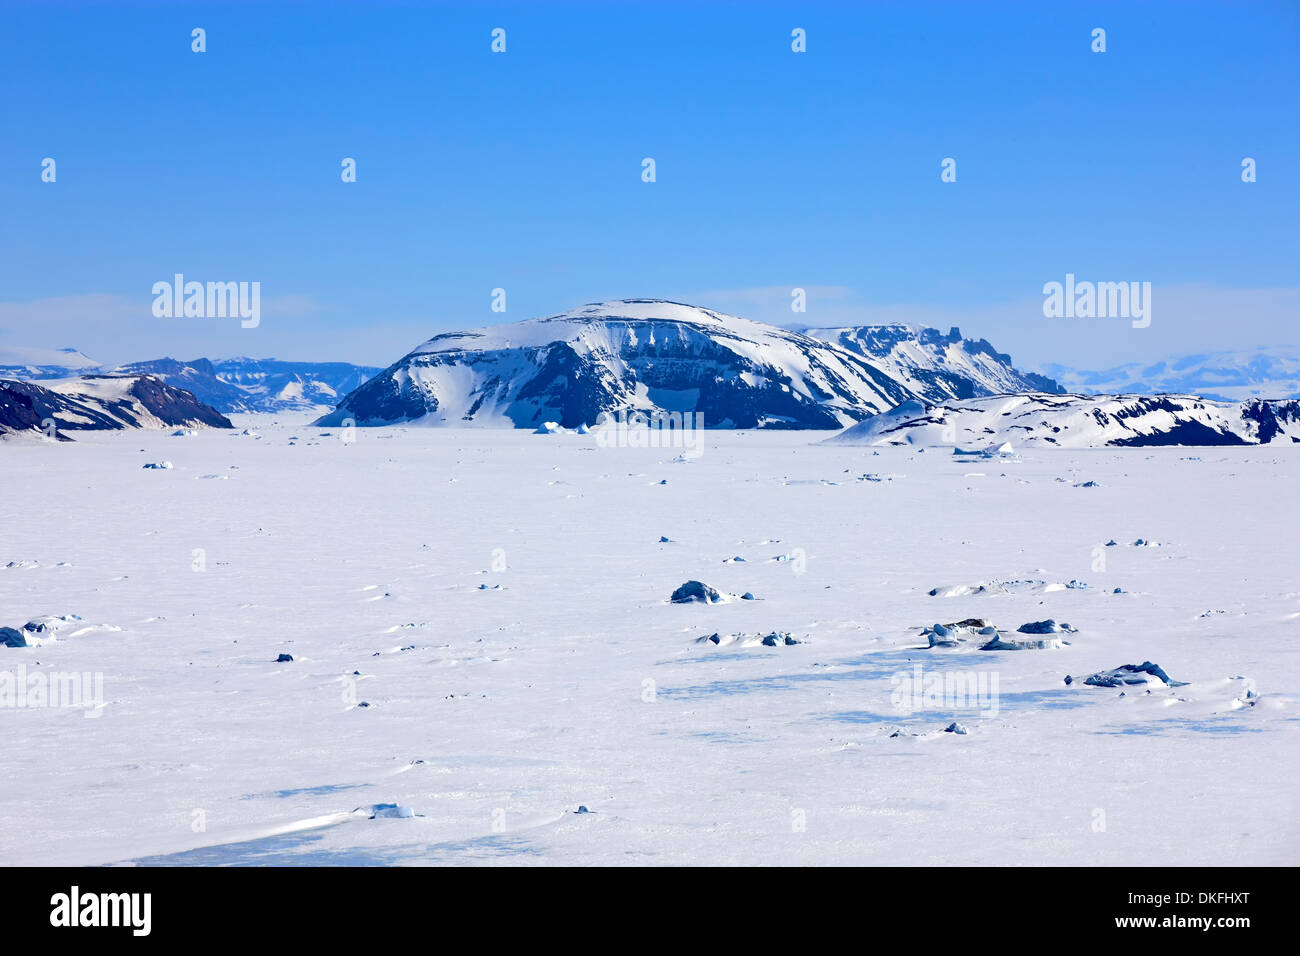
[
  {"left": 0, "top": 351, "right": 380, "bottom": 414},
  {"left": 1042, "top": 347, "right": 1300, "bottom": 402},
  {"left": 802, "top": 323, "right": 1063, "bottom": 401}
]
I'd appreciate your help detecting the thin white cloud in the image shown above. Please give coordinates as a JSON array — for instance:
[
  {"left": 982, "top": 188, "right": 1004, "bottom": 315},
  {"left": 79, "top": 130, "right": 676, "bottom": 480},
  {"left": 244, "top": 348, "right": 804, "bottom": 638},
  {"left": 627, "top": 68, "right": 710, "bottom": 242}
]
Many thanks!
[{"left": 0, "top": 292, "right": 396, "bottom": 366}]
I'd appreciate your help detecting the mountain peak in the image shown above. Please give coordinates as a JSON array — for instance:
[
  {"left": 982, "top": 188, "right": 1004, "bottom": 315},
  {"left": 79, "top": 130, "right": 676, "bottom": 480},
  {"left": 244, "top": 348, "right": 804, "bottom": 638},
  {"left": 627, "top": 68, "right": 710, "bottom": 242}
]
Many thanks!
[{"left": 555, "top": 298, "right": 732, "bottom": 325}]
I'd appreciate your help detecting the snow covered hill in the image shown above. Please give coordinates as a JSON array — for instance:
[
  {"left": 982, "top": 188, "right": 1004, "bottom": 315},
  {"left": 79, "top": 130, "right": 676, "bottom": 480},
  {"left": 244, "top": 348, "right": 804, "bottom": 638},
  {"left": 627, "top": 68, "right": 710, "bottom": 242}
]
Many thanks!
[
  {"left": 316, "top": 300, "right": 1055, "bottom": 430},
  {"left": 1042, "top": 348, "right": 1300, "bottom": 402},
  {"left": 0, "top": 346, "right": 101, "bottom": 380},
  {"left": 803, "top": 324, "right": 1062, "bottom": 401},
  {"left": 824, "top": 393, "right": 1300, "bottom": 448},
  {"left": 0, "top": 374, "right": 233, "bottom": 438}
]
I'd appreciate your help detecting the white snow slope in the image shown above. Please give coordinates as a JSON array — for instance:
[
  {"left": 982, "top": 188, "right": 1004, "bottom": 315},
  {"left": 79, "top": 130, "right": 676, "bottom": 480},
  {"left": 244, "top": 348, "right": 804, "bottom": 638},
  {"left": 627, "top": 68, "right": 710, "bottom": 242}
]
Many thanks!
[
  {"left": 826, "top": 393, "right": 1300, "bottom": 448},
  {"left": 1, "top": 420, "right": 1296, "bottom": 865}
]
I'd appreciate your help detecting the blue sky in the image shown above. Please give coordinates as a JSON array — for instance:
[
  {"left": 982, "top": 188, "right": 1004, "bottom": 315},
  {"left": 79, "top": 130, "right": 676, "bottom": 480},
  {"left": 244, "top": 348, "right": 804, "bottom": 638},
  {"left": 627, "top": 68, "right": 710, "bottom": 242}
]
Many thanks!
[{"left": 1, "top": 0, "right": 1297, "bottom": 369}]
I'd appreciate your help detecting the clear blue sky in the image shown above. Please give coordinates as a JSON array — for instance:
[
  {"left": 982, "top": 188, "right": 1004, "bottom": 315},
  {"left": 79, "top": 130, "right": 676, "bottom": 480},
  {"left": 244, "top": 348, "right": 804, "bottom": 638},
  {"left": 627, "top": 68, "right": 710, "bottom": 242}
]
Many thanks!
[{"left": 2, "top": 1, "right": 1297, "bottom": 369}]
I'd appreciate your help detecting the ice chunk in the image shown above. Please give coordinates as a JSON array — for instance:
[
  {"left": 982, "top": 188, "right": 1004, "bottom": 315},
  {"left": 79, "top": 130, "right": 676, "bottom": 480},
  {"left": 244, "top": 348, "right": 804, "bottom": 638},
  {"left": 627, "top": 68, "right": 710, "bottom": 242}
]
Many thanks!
[
  {"left": 1017, "top": 619, "right": 1076, "bottom": 634},
  {"left": 923, "top": 619, "right": 996, "bottom": 647},
  {"left": 1076, "top": 662, "right": 1186, "bottom": 688},
  {"left": 981, "top": 633, "right": 1068, "bottom": 651}
]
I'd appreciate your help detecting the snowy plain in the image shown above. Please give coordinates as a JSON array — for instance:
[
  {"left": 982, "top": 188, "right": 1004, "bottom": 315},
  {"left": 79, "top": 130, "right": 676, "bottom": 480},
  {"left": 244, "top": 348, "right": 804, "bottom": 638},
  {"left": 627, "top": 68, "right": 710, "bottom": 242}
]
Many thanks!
[{"left": 1, "top": 417, "right": 1297, "bottom": 866}]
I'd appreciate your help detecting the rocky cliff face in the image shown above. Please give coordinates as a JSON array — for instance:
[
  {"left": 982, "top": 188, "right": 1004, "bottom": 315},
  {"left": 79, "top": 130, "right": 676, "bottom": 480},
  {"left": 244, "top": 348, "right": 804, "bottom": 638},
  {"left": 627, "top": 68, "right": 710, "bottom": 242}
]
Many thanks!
[{"left": 803, "top": 324, "right": 1062, "bottom": 401}]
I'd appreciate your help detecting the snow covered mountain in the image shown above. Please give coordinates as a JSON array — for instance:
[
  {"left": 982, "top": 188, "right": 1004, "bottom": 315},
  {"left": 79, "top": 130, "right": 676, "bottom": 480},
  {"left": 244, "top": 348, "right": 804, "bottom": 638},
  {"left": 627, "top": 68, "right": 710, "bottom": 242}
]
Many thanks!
[
  {"left": 115, "top": 358, "right": 380, "bottom": 413},
  {"left": 0, "top": 346, "right": 101, "bottom": 380},
  {"left": 0, "top": 374, "right": 233, "bottom": 439},
  {"left": 825, "top": 393, "right": 1300, "bottom": 448},
  {"left": 316, "top": 300, "right": 1056, "bottom": 430},
  {"left": 1042, "top": 348, "right": 1300, "bottom": 402},
  {"left": 317, "top": 300, "right": 921, "bottom": 429},
  {"left": 803, "top": 324, "right": 1063, "bottom": 401}
]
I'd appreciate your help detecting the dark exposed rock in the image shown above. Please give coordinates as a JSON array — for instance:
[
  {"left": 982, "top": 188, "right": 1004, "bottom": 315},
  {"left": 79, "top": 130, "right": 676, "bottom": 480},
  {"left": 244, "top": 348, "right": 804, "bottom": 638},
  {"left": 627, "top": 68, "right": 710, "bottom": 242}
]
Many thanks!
[{"left": 671, "top": 580, "right": 723, "bottom": 604}]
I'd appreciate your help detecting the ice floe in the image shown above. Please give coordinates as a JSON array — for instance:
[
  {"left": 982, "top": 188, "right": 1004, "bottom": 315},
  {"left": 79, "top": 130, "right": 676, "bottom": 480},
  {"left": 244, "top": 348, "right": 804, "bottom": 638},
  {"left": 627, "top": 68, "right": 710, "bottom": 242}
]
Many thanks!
[
  {"left": 928, "top": 578, "right": 1087, "bottom": 597},
  {"left": 1066, "top": 661, "right": 1186, "bottom": 688},
  {"left": 1, "top": 614, "right": 120, "bottom": 647},
  {"left": 921, "top": 618, "right": 1072, "bottom": 650}
]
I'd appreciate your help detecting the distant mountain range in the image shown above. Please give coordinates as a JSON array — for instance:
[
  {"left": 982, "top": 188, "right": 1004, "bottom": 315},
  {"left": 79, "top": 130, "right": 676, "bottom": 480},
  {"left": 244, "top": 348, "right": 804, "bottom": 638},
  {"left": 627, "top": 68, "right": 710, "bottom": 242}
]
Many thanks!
[
  {"left": 316, "top": 299, "right": 1061, "bottom": 429},
  {"left": 6, "top": 304, "right": 1299, "bottom": 449},
  {"left": 1042, "top": 348, "right": 1300, "bottom": 402},
  {"left": 0, "top": 349, "right": 380, "bottom": 413},
  {"left": 116, "top": 357, "right": 380, "bottom": 413}
]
